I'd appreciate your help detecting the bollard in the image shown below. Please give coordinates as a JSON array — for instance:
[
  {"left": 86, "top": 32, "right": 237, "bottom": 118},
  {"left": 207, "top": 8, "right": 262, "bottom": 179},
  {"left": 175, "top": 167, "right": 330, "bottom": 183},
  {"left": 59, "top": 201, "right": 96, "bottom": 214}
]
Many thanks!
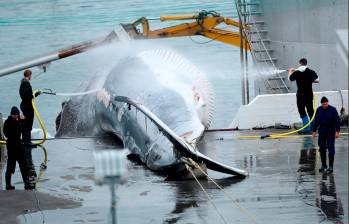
[{"left": 94, "top": 149, "right": 128, "bottom": 224}]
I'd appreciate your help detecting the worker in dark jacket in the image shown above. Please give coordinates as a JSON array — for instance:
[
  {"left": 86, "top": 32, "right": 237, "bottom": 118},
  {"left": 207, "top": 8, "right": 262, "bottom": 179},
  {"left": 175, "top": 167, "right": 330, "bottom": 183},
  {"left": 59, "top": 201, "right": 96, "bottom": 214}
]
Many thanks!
[
  {"left": 3, "top": 107, "right": 29, "bottom": 190},
  {"left": 19, "top": 69, "right": 41, "bottom": 144},
  {"left": 312, "top": 97, "right": 340, "bottom": 174},
  {"left": 288, "top": 58, "right": 319, "bottom": 133},
  {"left": 19, "top": 70, "right": 40, "bottom": 189}
]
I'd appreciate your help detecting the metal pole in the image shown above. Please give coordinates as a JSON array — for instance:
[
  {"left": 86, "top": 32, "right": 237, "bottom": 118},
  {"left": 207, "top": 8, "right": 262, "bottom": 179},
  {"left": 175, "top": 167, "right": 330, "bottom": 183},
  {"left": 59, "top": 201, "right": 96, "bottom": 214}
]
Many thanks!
[
  {"left": 238, "top": 0, "right": 246, "bottom": 105},
  {"left": 110, "top": 183, "right": 117, "bottom": 224},
  {"left": 0, "top": 112, "right": 4, "bottom": 167},
  {"left": 243, "top": 0, "right": 249, "bottom": 104},
  {"left": 0, "top": 113, "right": 3, "bottom": 140}
]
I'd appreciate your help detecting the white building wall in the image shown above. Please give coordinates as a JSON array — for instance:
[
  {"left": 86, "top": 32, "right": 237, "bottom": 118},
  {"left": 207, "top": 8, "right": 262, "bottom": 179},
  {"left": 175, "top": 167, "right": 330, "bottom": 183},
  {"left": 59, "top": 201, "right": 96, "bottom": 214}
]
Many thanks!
[{"left": 256, "top": 0, "right": 348, "bottom": 93}]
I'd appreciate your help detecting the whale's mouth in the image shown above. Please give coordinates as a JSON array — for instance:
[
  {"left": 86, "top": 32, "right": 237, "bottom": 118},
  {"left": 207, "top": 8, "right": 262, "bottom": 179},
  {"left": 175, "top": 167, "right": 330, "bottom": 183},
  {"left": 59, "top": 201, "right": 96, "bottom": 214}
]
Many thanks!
[{"left": 97, "top": 131, "right": 124, "bottom": 149}]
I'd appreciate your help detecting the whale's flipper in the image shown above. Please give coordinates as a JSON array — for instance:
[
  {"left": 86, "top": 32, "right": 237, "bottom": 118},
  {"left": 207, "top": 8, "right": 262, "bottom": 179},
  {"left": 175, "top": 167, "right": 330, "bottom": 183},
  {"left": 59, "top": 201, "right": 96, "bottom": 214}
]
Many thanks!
[{"left": 114, "top": 96, "right": 248, "bottom": 178}]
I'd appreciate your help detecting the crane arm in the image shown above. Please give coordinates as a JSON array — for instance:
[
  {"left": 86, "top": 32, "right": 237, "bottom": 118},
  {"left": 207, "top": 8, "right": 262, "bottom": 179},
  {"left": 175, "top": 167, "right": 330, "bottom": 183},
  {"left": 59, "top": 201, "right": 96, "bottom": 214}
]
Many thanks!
[{"left": 123, "top": 11, "right": 249, "bottom": 49}]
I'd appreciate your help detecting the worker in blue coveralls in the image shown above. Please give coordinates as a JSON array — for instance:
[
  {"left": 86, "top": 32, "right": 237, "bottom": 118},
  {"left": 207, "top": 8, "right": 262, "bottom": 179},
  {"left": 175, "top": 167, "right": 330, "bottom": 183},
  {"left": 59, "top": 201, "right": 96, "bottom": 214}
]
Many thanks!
[
  {"left": 312, "top": 96, "right": 340, "bottom": 174},
  {"left": 288, "top": 58, "right": 319, "bottom": 133}
]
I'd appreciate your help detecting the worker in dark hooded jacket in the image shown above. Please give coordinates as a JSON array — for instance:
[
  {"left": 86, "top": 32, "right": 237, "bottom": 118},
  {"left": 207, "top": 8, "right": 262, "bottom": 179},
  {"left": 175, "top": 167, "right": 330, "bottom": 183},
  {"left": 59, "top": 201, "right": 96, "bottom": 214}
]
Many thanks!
[
  {"left": 3, "top": 107, "right": 31, "bottom": 190},
  {"left": 288, "top": 58, "right": 319, "bottom": 133},
  {"left": 312, "top": 96, "right": 340, "bottom": 174}
]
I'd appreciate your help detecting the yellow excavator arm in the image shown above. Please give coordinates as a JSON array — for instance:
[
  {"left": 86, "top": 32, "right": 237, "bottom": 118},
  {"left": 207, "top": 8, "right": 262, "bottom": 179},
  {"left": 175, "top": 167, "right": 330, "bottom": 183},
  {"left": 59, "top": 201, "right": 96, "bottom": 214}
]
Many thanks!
[{"left": 122, "top": 10, "right": 250, "bottom": 50}]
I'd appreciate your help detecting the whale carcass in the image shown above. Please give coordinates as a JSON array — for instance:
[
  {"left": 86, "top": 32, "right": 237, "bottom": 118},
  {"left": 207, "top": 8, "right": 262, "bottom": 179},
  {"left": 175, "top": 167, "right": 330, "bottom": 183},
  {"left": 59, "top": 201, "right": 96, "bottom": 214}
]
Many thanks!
[{"left": 56, "top": 49, "right": 247, "bottom": 178}]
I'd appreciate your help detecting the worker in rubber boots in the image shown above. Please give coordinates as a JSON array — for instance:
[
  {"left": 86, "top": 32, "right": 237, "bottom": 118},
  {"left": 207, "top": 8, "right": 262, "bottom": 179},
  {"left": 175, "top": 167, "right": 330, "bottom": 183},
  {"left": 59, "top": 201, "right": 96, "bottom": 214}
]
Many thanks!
[
  {"left": 288, "top": 58, "right": 319, "bottom": 133},
  {"left": 19, "top": 69, "right": 41, "bottom": 145},
  {"left": 312, "top": 97, "right": 340, "bottom": 174},
  {"left": 3, "top": 107, "right": 29, "bottom": 190},
  {"left": 19, "top": 69, "right": 39, "bottom": 189}
]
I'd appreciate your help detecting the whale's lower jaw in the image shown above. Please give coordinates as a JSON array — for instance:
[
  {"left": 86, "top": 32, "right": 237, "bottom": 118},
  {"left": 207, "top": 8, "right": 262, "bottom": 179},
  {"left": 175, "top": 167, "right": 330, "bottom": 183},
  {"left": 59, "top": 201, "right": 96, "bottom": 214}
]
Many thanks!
[{"left": 164, "top": 162, "right": 207, "bottom": 181}]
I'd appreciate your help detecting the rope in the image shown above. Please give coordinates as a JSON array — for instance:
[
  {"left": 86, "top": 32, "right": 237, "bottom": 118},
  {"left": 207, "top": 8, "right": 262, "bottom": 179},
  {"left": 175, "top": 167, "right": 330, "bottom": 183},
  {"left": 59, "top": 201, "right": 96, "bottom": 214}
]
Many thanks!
[
  {"left": 33, "top": 189, "right": 46, "bottom": 224},
  {"left": 186, "top": 164, "right": 229, "bottom": 224},
  {"left": 31, "top": 145, "right": 48, "bottom": 224},
  {"left": 188, "top": 158, "right": 258, "bottom": 224},
  {"left": 20, "top": 145, "right": 48, "bottom": 224}
]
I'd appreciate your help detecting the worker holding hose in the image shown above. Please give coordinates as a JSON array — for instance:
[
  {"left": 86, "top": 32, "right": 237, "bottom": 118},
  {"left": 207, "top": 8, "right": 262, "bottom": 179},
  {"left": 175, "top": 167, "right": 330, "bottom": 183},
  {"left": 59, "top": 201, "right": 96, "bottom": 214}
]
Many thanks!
[
  {"left": 19, "top": 69, "right": 41, "bottom": 144},
  {"left": 312, "top": 97, "right": 340, "bottom": 174},
  {"left": 19, "top": 69, "right": 40, "bottom": 189},
  {"left": 288, "top": 58, "right": 319, "bottom": 133}
]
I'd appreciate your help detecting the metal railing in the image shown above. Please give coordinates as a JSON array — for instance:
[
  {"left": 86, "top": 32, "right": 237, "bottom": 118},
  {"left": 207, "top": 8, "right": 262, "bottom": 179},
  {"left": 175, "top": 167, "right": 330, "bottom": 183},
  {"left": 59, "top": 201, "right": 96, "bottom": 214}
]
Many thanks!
[{"left": 235, "top": 0, "right": 290, "bottom": 93}]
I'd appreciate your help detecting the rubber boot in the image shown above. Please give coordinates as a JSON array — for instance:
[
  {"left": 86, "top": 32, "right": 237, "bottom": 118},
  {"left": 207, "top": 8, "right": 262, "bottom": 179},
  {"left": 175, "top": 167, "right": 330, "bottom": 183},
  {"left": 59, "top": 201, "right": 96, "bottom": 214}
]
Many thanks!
[
  {"left": 23, "top": 174, "right": 35, "bottom": 190},
  {"left": 299, "top": 116, "right": 311, "bottom": 134},
  {"left": 319, "top": 150, "right": 327, "bottom": 172},
  {"left": 23, "top": 147, "right": 37, "bottom": 190},
  {"left": 5, "top": 173, "right": 15, "bottom": 190},
  {"left": 309, "top": 120, "right": 314, "bottom": 133},
  {"left": 327, "top": 155, "right": 334, "bottom": 174}
]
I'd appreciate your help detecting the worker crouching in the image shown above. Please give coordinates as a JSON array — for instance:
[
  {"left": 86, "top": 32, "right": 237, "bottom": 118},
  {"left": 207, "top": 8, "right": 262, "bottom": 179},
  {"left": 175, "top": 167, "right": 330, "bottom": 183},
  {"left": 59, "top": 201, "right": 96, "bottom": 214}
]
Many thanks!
[{"left": 312, "top": 97, "right": 340, "bottom": 174}]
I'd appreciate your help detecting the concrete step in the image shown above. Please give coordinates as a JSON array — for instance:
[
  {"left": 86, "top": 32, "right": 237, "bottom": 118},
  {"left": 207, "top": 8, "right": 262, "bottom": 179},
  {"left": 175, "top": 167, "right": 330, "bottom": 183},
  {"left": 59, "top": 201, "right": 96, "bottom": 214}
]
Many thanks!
[
  {"left": 239, "top": 2, "right": 260, "bottom": 6},
  {"left": 251, "top": 39, "right": 270, "bottom": 43},
  {"left": 254, "top": 49, "right": 273, "bottom": 53},
  {"left": 247, "top": 30, "right": 268, "bottom": 34},
  {"left": 241, "top": 12, "right": 263, "bottom": 16},
  {"left": 245, "top": 21, "right": 265, "bottom": 25},
  {"left": 269, "top": 86, "right": 289, "bottom": 90},
  {"left": 256, "top": 58, "right": 277, "bottom": 62},
  {"left": 268, "top": 76, "right": 286, "bottom": 80}
]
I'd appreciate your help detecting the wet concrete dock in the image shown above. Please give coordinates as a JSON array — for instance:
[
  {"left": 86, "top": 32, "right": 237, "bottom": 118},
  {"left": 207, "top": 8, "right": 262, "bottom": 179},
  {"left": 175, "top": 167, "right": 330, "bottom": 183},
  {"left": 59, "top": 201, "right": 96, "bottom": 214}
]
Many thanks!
[{"left": 0, "top": 129, "right": 348, "bottom": 224}]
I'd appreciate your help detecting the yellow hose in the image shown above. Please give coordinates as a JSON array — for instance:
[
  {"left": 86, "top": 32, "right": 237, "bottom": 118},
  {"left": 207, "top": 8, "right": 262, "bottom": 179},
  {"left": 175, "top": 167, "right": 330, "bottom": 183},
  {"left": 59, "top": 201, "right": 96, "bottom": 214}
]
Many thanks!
[
  {"left": 31, "top": 90, "right": 47, "bottom": 145},
  {"left": 0, "top": 90, "right": 47, "bottom": 145},
  {"left": 239, "top": 94, "right": 317, "bottom": 139},
  {"left": 38, "top": 145, "right": 48, "bottom": 166}
]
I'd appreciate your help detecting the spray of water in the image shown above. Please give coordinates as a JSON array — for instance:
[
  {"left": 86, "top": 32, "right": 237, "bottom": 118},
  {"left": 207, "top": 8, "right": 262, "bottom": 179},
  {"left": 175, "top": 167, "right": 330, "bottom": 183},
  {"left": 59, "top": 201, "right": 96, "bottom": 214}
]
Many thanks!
[{"left": 56, "top": 32, "right": 217, "bottom": 137}]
